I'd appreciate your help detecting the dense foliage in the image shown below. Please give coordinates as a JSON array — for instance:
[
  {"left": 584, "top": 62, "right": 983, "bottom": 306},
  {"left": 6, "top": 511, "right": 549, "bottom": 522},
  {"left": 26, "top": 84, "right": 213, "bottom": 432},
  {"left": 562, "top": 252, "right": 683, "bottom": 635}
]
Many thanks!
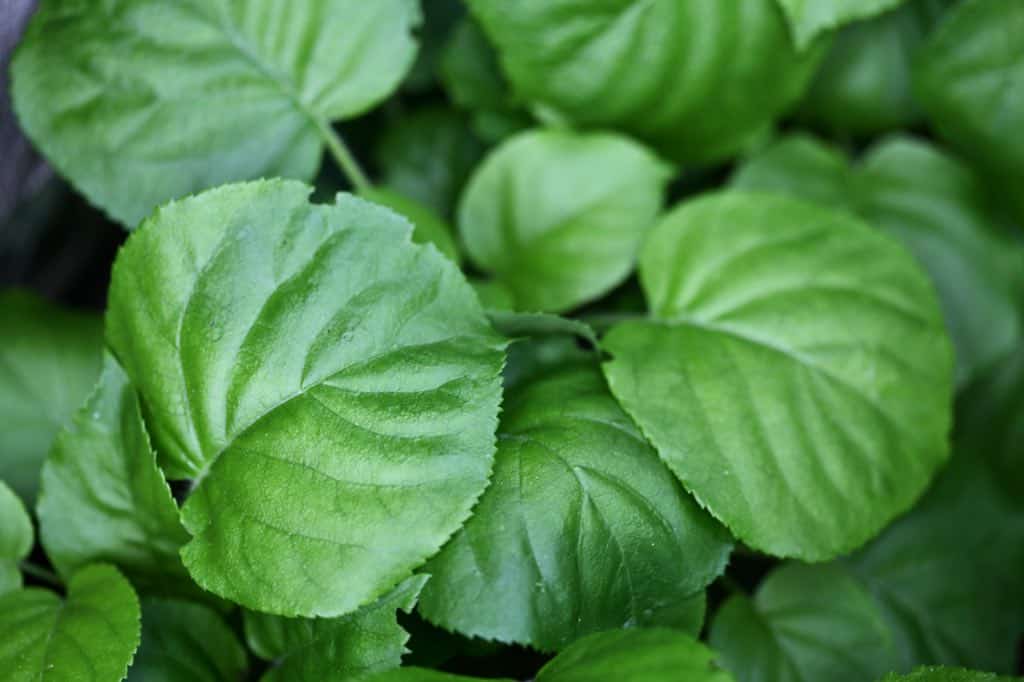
[{"left": 1, "top": 0, "right": 1022, "bottom": 680}]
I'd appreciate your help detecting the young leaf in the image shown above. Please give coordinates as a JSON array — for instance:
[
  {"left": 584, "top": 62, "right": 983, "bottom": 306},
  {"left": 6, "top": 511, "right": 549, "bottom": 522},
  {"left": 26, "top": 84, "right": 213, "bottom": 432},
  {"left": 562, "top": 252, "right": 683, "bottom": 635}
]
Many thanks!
[
  {"left": 11, "top": 0, "right": 421, "bottom": 226},
  {"left": 37, "top": 354, "right": 192, "bottom": 597},
  {"left": 420, "top": 364, "right": 730, "bottom": 651},
  {"left": 602, "top": 192, "right": 953, "bottom": 560},
  {"left": 0, "top": 290, "right": 103, "bottom": 505},
  {"left": 459, "top": 129, "right": 671, "bottom": 313},
  {"left": 244, "top": 575, "right": 426, "bottom": 682},
  {"left": 0, "top": 481, "right": 32, "bottom": 595},
  {"left": 775, "top": 0, "right": 909, "bottom": 50},
  {"left": 0, "top": 564, "right": 141, "bottom": 682},
  {"left": 710, "top": 563, "right": 897, "bottom": 682},
  {"left": 534, "top": 628, "right": 736, "bottom": 682},
  {"left": 127, "top": 599, "right": 248, "bottom": 682},
  {"left": 361, "top": 187, "right": 461, "bottom": 263},
  {"left": 105, "top": 180, "right": 505, "bottom": 618},
  {"left": 732, "top": 134, "right": 1023, "bottom": 386},
  {"left": 880, "top": 669, "right": 1020, "bottom": 682},
  {"left": 467, "top": 0, "right": 824, "bottom": 164}
]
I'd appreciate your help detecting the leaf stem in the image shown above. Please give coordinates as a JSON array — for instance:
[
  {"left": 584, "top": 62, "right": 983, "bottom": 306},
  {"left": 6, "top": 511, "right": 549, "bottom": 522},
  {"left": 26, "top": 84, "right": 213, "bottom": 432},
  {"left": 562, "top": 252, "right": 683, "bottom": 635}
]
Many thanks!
[
  {"left": 317, "top": 119, "right": 372, "bottom": 194},
  {"left": 20, "top": 561, "right": 62, "bottom": 588}
]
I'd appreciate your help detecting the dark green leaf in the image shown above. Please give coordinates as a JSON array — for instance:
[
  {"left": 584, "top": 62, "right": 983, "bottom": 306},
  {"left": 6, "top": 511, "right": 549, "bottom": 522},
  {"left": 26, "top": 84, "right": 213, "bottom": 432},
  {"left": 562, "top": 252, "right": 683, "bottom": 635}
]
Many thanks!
[
  {"left": 775, "top": 0, "right": 909, "bottom": 50},
  {"left": 0, "top": 481, "right": 32, "bottom": 595},
  {"left": 366, "top": 670, "right": 512, "bottom": 682},
  {"left": 487, "top": 311, "right": 598, "bottom": 347},
  {"left": 880, "top": 668, "right": 1021, "bottom": 681}
]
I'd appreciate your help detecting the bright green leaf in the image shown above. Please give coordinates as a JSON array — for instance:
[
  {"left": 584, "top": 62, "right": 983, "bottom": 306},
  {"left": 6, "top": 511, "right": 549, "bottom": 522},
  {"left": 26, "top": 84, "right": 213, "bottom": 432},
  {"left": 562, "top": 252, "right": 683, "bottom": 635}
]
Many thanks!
[
  {"left": 710, "top": 563, "right": 897, "bottom": 682},
  {"left": 775, "top": 0, "right": 908, "bottom": 50},
  {"left": 106, "top": 180, "right": 506, "bottom": 618},
  {"left": 0, "top": 481, "right": 32, "bottom": 595},
  {"left": 467, "top": 0, "right": 824, "bottom": 164},
  {"left": 37, "top": 354, "right": 192, "bottom": 597},
  {"left": 602, "top": 192, "right": 953, "bottom": 560},
  {"left": 127, "top": 599, "right": 248, "bottom": 682},
  {"left": 0, "top": 290, "right": 103, "bottom": 505},
  {"left": 459, "top": 129, "right": 670, "bottom": 313},
  {"left": 732, "top": 134, "right": 1023, "bottom": 386},
  {"left": 0, "top": 564, "right": 141, "bottom": 682},
  {"left": 420, "top": 364, "right": 730, "bottom": 651},
  {"left": 880, "top": 668, "right": 1021, "bottom": 681},
  {"left": 361, "top": 187, "right": 461, "bottom": 263},
  {"left": 12, "top": 0, "right": 421, "bottom": 226}
]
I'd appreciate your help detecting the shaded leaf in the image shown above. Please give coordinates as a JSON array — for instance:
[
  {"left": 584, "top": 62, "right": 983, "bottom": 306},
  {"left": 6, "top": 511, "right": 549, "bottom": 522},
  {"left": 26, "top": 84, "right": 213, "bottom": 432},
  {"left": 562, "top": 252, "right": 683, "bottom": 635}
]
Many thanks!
[{"left": 0, "top": 481, "right": 32, "bottom": 594}]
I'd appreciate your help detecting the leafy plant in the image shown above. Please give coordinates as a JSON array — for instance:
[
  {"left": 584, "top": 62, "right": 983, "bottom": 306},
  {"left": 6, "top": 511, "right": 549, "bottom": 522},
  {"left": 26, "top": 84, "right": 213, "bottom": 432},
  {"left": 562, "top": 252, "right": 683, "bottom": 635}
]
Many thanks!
[{"left": 1, "top": 0, "right": 1022, "bottom": 681}]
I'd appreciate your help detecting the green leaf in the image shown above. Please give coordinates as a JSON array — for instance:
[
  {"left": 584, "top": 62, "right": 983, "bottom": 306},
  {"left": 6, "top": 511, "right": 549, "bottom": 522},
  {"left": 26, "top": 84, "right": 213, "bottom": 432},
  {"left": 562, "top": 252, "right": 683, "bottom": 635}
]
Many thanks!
[
  {"left": 0, "top": 290, "right": 103, "bottom": 505},
  {"left": 467, "top": 0, "right": 824, "bottom": 164},
  {"left": 534, "top": 628, "right": 736, "bottom": 682},
  {"left": 0, "top": 564, "right": 141, "bottom": 682},
  {"left": 366, "top": 670, "right": 512, "bottom": 682},
  {"left": 503, "top": 336, "right": 597, "bottom": 392},
  {"left": 487, "top": 311, "right": 598, "bottom": 348},
  {"left": 775, "top": 0, "right": 909, "bottom": 50},
  {"left": 0, "top": 481, "right": 32, "bottom": 595},
  {"left": 373, "top": 108, "right": 483, "bottom": 219},
  {"left": 459, "top": 129, "right": 671, "bottom": 313},
  {"left": 710, "top": 563, "right": 897, "bottom": 682},
  {"left": 915, "top": 0, "right": 1024, "bottom": 184},
  {"left": 12, "top": 0, "right": 421, "bottom": 226},
  {"left": 37, "top": 354, "right": 192, "bottom": 597},
  {"left": 880, "top": 668, "right": 1021, "bottom": 681},
  {"left": 797, "top": 0, "right": 953, "bottom": 136},
  {"left": 420, "top": 364, "right": 730, "bottom": 651},
  {"left": 361, "top": 187, "right": 461, "bottom": 263},
  {"left": 106, "top": 180, "right": 505, "bottom": 618},
  {"left": 127, "top": 599, "right": 247, "bottom": 682},
  {"left": 245, "top": 575, "right": 426, "bottom": 682},
  {"left": 470, "top": 280, "right": 516, "bottom": 312},
  {"left": 732, "top": 134, "right": 1023, "bottom": 386},
  {"left": 602, "top": 192, "right": 953, "bottom": 560}
]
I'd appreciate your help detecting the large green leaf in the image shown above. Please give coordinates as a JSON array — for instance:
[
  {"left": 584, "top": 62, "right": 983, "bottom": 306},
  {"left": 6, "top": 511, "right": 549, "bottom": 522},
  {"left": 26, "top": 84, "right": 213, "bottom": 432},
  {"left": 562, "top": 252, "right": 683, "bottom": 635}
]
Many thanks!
[
  {"left": 881, "top": 669, "right": 1021, "bottom": 682},
  {"left": 37, "top": 354, "right": 192, "bottom": 596},
  {"left": 602, "top": 192, "right": 953, "bottom": 560},
  {"left": 0, "top": 564, "right": 141, "bottom": 682},
  {"left": 459, "top": 129, "right": 670, "bottom": 313},
  {"left": 732, "top": 134, "right": 1023, "bottom": 386},
  {"left": 127, "top": 599, "right": 248, "bottom": 682},
  {"left": 0, "top": 481, "right": 32, "bottom": 595},
  {"left": 775, "top": 0, "right": 908, "bottom": 50},
  {"left": 710, "top": 563, "right": 897, "bottom": 682},
  {"left": 915, "top": 0, "right": 1024, "bottom": 186},
  {"left": 0, "top": 290, "right": 103, "bottom": 505},
  {"left": 12, "top": 0, "right": 421, "bottom": 226},
  {"left": 106, "top": 180, "right": 506, "bottom": 617},
  {"left": 244, "top": 576, "right": 425, "bottom": 682},
  {"left": 421, "top": 364, "right": 728, "bottom": 650},
  {"left": 468, "top": 0, "right": 824, "bottom": 164}
]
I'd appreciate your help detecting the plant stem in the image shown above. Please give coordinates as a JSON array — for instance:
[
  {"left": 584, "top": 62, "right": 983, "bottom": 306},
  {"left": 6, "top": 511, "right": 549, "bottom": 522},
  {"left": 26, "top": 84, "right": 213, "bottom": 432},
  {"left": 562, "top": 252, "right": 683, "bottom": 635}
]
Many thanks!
[
  {"left": 20, "top": 561, "right": 62, "bottom": 588},
  {"left": 317, "top": 119, "right": 372, "bottom": 194}
]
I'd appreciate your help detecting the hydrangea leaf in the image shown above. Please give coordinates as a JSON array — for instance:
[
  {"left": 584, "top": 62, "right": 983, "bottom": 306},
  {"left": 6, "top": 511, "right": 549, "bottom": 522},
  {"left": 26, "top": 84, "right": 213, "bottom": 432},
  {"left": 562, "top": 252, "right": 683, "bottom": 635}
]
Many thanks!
[
  {"left": 37, "top": 354, "right": 192, "bottom": 597},
  {"left": 11, "top": 0, "right": 421, "bottom": 226},
  {"left": 0, "top": 290, "right": 103, "bottom": 505},
  {"left": 732, "top": 134, "right": 1023, "bottom": 386},
  {"left": 127, "top": 599, "right": 248, "bottom": 682},
  {"left": 459, "top": 129, "right": 671, "bottom": 313},
  {"left": 0, "top": 564, "right": 141, "bottom": 682},
  {"left": 602, "top": 192, "right": 953, "bottom": 560},
  {"left": 775, "top": 0, "right": 909, "bottom": 50},
  {"left": 420, "top": 364, "right": 730, "bottom": 651},
  {"left": 467, "top": 0, "right": 824, "bottom": 164},
  {"left": 245, "top": 575, "right": 426, "bottom": 682},
  {"left": 0, "top": 481, "right": 32, "bottom": 595},
  {"left": 106, "top": 180, "right": 505, "bottom": 617}
]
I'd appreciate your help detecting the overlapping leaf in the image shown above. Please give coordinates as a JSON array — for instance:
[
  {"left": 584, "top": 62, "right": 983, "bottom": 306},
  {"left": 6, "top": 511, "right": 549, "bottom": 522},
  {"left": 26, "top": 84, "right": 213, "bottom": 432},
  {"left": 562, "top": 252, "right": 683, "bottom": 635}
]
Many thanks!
[
  {"left": 775, "top": 0, "right": 909, "bottom": 50},
  {"left": 0, "top": 481, "right": 32, "bottom": 595}
]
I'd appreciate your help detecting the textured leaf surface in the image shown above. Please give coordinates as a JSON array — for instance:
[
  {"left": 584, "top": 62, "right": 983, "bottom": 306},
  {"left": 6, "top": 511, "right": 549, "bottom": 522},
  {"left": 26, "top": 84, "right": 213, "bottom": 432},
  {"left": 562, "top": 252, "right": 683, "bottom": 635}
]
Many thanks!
[
  {"left": 127, "top": 599, "right": 247, "bottom": 682},
  {"left": 881, "top": 669, "right": 1019, "bottom": 682},
  {"left": 535, "top": 628, "right": 736, "bottom": 682},
  {"left": 776, "top": 0, "right": 908, "bottom": 50},
  {"left": 245, "top": 575, "right": 426, "bottom": 682},
  {"left": 732, "top": 134, "right": 1022, "bottom": 386},
  {"left": 710, "top": 563, "right": 896, "bottom": 682},
  {"left": 0, "top": 290, "right": 103, "bottom": 504},
  {"left": 421, "top": 364, "right": 728, "bottom": 650},
  {"left": 12, "top": 0, "right": 421, "bottom": 226},
  {"left": 0, "top": 481, "right": 32, "bottom": 595},
  {"left": 37, "top": 354, "right": 191, "bottom": 596},
  {"left": 0, "top": 564, "right": 140, "bottom": 682},
  {"left": 468, "top": 0, "right": 823, "bottom": 164},
  {"left": 915, "top": 0, "right": 1024, "bottom": 182},
  {"left": 361, "top": 187, "right": 460, "bottom": 263},
  {"left": 106, "top": 180, "right": 505, "bottom": 617},
  {"left": 602, "top": 192, "right": 953, "bottom": 559},
  {"left": 459, "top": 130, "right": 670, "bottom": 312}
]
